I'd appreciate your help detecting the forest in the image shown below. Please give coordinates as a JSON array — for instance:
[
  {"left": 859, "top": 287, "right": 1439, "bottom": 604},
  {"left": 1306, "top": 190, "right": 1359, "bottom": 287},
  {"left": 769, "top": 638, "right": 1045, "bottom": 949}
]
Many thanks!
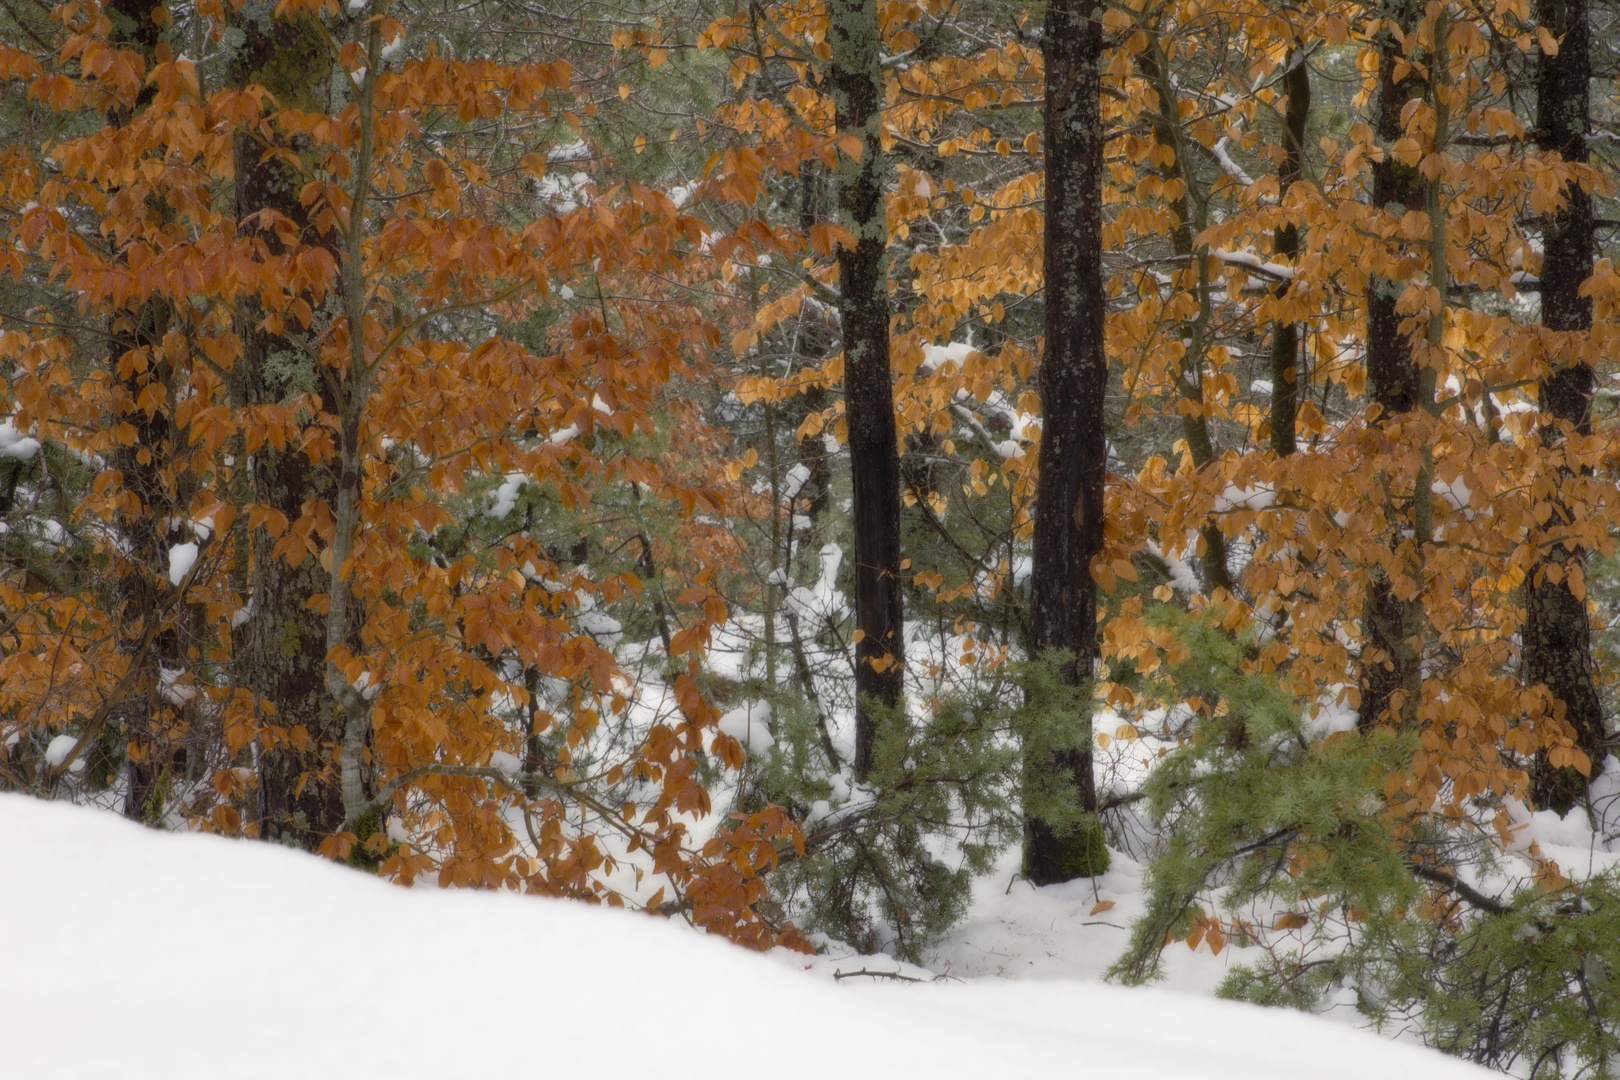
[{"left": 2, "top": 0, "right": 1619, "bottom": 1072}]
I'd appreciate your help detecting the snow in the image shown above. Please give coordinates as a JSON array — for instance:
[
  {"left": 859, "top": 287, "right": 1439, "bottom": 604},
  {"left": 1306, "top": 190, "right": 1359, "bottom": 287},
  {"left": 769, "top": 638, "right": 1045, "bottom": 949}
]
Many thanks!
[
  {"left": 351, "top": 671, "right": 381, "bottom": 700},
  {"left": 159, "top": 667, "right": 196, "bottom": 706},
  {"left": 42, "top": 736, "right": 84, "bottom": 772},
  {"left": 780, "top": 462, "right": 812, "bottom": 500},
  {"left": 785, "top": 544, "right": 850, "bottom": 626},
  {"left": 167, "top": 542, "right": 198, "bottom": 586},
  {"left": 717, "top": 701, "right": 774, "bottom": 755},
  {"left": 488, "top": 750, "right": 522, "bottom": 776},
  {"left": 577, "top": 609, "right": 623, "bottom": 648},
  {"left": 0, "top": 419, "right": 41, "bottom": 461},
  {"left": 1211, "top": 249, "right": 1293, "bottom": 281},
  {"left": 1210, "top": 137, "right": 1258, "bottom": 190},
  {"left": 380, "top": 35, "right": 404, "bottom": 61},
  {"left": 0, "top": 796, "right": 1496, "bottom": 1080},
  {"left": 1144, "top": 540, "right": 1201, "bottom": 596},
  {"left": 1300, "top": 691, "right": 1359, "bottom": 742},
  {"left": 1503, "top": 791, "right": 1620, "bottom": 878},
  {"left": 488, "top": 472, "right": 527, "bottom": 518},
  {"left": 1431, "top": 474, "right": 1473, "bottom": 513},
  {"left": 1213, "top": 485, "right": 1276, "bottom": 512}
]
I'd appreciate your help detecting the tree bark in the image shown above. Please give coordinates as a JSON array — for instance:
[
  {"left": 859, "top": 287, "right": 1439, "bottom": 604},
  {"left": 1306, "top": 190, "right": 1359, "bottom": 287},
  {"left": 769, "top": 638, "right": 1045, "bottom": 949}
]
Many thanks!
[
  {"left": 1025, "top": 0, "right": 1105, "bottom": 885},
  {"left": 1139, "top": 39, "right": 1233, "bottom": 595},
  {"left": 232, "top": 5, "right": 346, "bottom": 847},
  {"left": 1357, "top": 0, "right": 1426, "bottom": 730},
  {"left": 1268, "top": 50, "right": 1310, "bottom": 458},
  {"left": 1527, "top": 0, "right": 1605, "bottom": 813},
  {"left": 104, "top": 0, "right": 177, "bottom": 822},
  {"left": 829, "top": 0, "right": 903, "bottom": 781}
]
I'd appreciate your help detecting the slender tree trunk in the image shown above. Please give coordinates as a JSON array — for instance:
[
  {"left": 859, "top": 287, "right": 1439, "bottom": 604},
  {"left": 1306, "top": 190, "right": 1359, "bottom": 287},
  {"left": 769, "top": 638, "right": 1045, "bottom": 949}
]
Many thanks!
[
  {"left": 104, "top": 0, "right": 176, "bottom": 822},
  {"left": 1269, "top": 49, "right": 1310, "bottom": 457},
  {"left": 1527, "top": 0, "right": 1605, "bottom": 813},
  {"left": 829, "top": 0, "right": 903, "bottom": 781},
  {"left": 1357, "top": 0, "right": 1426, "bottom": 730},
  {"left": 1025, "top": 0, "right": 1105, "bottom": 884},
  {"left": 1140, "top": 40, "right": 1233, "bottom": 595},
  {"left": 232, "top": 6, "right": 345, "bottom": 847}
]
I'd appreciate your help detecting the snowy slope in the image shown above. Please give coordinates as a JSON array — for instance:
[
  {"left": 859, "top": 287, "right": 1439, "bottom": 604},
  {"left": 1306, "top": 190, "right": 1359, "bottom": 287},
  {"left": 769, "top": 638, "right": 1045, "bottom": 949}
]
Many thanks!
[{"left": 0, "top": 796, "right": 1492, "bottom": 1080}]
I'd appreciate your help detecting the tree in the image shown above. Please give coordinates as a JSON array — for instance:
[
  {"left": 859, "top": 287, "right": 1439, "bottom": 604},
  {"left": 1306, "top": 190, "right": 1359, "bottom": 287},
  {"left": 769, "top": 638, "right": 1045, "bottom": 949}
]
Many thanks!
[
  {"left": 0, "top": 0, "right": 806, "bottom": 949},
  {"left": 1525, "top": 0, "right": 1606, "bottom": 813},
  {"left": 829, "top": 0, "right": 905, "bottom": 780},
  {"left": 1024, "top": 0, "right": 1107, "bottom": 884}
]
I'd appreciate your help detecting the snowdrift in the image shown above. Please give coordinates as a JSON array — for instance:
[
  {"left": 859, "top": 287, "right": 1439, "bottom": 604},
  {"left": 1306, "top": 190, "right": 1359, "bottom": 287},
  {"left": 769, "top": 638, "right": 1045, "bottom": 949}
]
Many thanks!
[{"left": 1, "top": 795, "right": 1491, "bottom": 1080}]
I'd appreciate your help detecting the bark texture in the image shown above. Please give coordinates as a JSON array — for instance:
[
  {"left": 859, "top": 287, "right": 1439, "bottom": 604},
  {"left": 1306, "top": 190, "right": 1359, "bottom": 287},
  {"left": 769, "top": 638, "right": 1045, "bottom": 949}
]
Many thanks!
[
  {"left": 1025, "top": 0, "right": 1105, "bottom": 885},
  {"left": 829, "top": 0, "right": 904, "bottom": 781},
  {"left": 1527, "top": 0, "right": 1606, "bottom": 813},
  {"left": 1139, "top": 40, "right": 1233, "bottom": 595},
  {"left": 232, "top": 6, "right": 346, "bottom": 847},
  {"left": 104, "top": 0, "right": 180, "bottom": 822},
  {"left": 1268, "top": 50, "right": 1310, "bottom": 457},
  {"left": 1358, "top": 0, "right": 1426, "bottom": 730}
]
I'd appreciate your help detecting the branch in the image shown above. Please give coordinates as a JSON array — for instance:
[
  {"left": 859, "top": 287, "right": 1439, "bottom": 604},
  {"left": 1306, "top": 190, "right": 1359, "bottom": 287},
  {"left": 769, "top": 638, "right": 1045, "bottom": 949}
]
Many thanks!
[
  {"left": 349, "top": 761, "right": 580, "bottom": 825},
  {"left": 1408, "top": 862, "right": 1511, "bottom": 915}
]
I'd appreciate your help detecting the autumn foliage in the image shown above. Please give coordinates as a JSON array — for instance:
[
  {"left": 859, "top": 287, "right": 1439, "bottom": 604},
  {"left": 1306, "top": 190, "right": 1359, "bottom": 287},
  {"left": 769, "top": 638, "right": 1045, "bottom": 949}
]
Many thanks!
[{"left": 2, "top": 0, "right": 1619, "bottom": 991}]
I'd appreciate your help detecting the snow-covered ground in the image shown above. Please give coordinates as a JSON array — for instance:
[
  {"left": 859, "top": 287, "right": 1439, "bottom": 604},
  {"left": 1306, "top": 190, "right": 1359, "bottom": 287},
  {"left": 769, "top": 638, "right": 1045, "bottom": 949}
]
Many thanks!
[{"left": 3, "top": 795, "right": 1494, "bottom": 1080}]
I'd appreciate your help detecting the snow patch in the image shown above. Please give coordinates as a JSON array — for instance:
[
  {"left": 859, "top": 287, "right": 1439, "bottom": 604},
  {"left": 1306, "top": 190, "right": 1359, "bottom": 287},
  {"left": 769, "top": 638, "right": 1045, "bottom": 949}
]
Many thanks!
[
  {"left": 0, "top": 420, "right": 41, "bottom": 461},
  {"left": 167, "top": 542, "right": 198, "bottom": 586},
  {"left": 43, "top": 735, "right": 85, "bottom": 772},
  {"left": 489, "top": 473, "right": 527, "bottom": 518},
  {"left": 717, "top": 701, "right": 774, "bottom": 756}
]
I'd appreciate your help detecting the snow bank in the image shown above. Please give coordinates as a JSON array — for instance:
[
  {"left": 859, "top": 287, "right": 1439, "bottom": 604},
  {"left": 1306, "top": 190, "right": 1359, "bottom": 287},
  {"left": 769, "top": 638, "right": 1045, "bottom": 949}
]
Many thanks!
[{"left": 0, "top": 797, "right": 1493, "bottom": 1080}]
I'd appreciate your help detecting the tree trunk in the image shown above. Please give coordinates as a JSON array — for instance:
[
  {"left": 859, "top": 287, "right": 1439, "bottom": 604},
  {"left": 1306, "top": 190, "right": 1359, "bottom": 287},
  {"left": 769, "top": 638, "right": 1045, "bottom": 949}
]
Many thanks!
[
  {"left": 1269, "top": 49, "right": 1310, "bottom": 458},
  {"left": 1527, "top": 0, "right": 1605, "bottom": 813},
  {"left": 829, "top": 0, "right": 903, "bottom": 782},
  {"left": 1139, "top": 39, "right": 1233, "bottom": 595},
  {"left": 232, "top": 6, "right": 346, "bottom": 847},
  {"left": 1025, "top": 0, "right": 1105, "bottom": 885},
  {"left": 1357, "top": 0, "right": 1426, "bottom": 730},
  {"left": 104, "top": 0, "right": 176, "bottom": 823}
]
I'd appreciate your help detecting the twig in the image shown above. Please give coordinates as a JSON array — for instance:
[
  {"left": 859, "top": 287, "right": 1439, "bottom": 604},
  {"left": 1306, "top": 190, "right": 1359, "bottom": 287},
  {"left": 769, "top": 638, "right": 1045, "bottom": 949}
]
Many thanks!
[
  {"left": 833, "top": 967, "right": 922, "bottom": 982},
  {"left": 1408, "top": 862, "right": 1511, "bottom": 915}
]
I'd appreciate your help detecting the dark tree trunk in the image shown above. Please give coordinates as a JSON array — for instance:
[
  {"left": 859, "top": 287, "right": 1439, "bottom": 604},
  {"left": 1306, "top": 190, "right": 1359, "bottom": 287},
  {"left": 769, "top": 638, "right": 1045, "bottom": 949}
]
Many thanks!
[
  {"left": 829, "top": 0, "right": 903, "bottom": 782},
  {"left": 1528, "top": 0, "right": 1605, "bottom": 813},
  {"left": 1269, "top": 50, "right": 1310, "bottom": 458},
  {"left": 104, "top": 0, "right": 178, "bottom": 822},
  {"left": 1024, "top": 0, "right": 1105, "bottom": 885},
  {"left": 1358, "top": 0, "right": 1426, "bottom": 730},
  {"left": 232, "top": 6, "right": 345, "bottom": 847}
]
